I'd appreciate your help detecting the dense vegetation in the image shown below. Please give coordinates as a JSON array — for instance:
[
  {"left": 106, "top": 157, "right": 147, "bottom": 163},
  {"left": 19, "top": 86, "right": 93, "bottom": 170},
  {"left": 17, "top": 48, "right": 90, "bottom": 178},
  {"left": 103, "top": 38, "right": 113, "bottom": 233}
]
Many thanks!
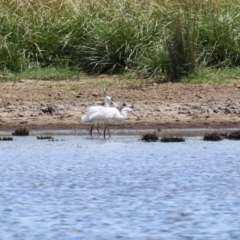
[{"left": 1, "top": 0, "right": 240, "bottom": 81}]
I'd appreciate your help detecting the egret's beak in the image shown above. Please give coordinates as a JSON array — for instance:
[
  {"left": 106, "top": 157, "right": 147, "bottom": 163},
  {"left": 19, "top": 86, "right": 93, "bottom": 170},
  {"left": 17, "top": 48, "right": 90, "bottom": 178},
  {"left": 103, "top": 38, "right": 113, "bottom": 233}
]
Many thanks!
[{"left": 133, "top": 112, "right": 140, "bottom": 120}]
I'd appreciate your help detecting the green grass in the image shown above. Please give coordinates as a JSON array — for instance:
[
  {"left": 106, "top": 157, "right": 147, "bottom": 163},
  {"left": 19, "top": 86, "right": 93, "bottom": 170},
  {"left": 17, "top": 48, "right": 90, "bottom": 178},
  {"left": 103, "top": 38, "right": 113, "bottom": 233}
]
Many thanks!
[
  {"left": 182, "top": 67, "right": 240, "bottom": 84},
  {"left": 1, "top": 0, "right": 240, "bottom": 82},
  {"left": 0, "top": 67, "right": 81, "bottom": 82}
]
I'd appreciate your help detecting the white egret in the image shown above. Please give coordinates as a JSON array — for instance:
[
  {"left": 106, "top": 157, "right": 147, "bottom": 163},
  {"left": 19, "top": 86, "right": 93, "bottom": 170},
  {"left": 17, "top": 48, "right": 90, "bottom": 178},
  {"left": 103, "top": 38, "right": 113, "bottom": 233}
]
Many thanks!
[
  {"left": 81, "top": 96, "right": 112, "bottom": 136},
  {"left": 89, "top": 107, "right": 139, "bottom": 139}
]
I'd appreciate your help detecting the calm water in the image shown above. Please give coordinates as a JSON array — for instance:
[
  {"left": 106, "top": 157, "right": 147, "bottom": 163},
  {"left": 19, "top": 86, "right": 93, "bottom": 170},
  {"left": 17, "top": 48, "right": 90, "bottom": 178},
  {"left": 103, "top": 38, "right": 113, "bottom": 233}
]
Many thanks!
[{"left": 0, "top": 134, "right": 240, "bottom": 240}]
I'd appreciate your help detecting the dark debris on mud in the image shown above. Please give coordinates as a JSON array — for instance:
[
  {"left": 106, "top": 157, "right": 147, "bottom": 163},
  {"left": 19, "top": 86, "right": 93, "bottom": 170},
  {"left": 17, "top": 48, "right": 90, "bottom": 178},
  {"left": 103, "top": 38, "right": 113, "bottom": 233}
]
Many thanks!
[
  {"left": 37, "top": 135, "right": 54, "bottom": 140},
  {"left": 0, "top": 136, "right": 13, "bottom": 141},
  {"left": 141, "top": 130, "right": 240, "bottom": 143},
  {"left": 37, "top": 135, "right": 62, "bottom": 141},
  {"left": 160, "top": 136, "right": 185, "bottom": 143}
]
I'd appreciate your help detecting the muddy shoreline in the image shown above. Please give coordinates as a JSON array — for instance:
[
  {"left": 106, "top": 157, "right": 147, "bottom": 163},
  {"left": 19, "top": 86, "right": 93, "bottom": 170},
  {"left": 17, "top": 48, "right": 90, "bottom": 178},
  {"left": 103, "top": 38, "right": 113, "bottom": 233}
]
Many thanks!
[{"left": 1, "top": 78, "right": 240, "bottom": 132}]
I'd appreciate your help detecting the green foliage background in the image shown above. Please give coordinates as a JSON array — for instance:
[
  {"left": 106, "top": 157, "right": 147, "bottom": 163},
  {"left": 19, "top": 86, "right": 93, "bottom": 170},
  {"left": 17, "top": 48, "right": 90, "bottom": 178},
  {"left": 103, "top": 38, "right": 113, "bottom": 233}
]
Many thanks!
[{"left": 1, "top": 0, "right": 240, "bottom": 81}]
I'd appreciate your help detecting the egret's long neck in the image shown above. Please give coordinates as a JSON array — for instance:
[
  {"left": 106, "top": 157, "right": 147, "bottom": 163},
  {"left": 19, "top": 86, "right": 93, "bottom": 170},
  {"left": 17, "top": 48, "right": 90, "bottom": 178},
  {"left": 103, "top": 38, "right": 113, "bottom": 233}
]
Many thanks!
[{"left": 104, "top": 100, "right": 110, "bottom": 107}]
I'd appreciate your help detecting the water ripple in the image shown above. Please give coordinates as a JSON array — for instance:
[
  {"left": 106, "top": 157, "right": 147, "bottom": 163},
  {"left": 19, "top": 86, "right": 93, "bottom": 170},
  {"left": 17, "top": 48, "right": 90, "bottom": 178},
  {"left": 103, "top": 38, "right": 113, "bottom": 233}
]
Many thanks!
[{"left": 0, "top": 136, "right": 240, "bottom": 239}]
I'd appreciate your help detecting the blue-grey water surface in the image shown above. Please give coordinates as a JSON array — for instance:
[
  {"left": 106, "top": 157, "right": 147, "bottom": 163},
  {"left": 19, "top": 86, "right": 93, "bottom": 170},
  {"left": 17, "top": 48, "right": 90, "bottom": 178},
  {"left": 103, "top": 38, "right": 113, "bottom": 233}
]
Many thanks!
[{"left": 0, "top": 134, "right": 240, "bottom": 240}]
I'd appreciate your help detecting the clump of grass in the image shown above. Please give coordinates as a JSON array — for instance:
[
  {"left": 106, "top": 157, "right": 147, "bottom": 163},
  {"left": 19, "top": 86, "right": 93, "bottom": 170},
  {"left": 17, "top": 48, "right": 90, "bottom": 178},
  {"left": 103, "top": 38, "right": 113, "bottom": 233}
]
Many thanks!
[
  {"left": 203, "top": 131, "right": 222, "bottom": 141},
  {"left": 141, "top": 132, "right": 159, "bottom": 142},
  {"left": 160, "top": 136, "right": 185, "bottom": 143},
  {"left": 165, "top": 8, "right": 197, "bottom": 81},
  {"left": 225, "top": 130, "right": 240, "bottom": 140},
  {"left": 76, "top": 1, "right": 150, "bottom": 74},
  {"left": 12, "top": 127, "right": 29, "bottom": 136}
]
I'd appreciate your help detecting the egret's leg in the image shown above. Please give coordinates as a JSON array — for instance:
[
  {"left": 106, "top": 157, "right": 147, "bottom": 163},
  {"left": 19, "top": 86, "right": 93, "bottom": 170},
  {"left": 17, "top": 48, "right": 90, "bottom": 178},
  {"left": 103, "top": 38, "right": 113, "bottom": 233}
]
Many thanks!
[
  {"left": 107, "top": 124, "right": 111, "bottom": 138},
  {"left": 103, "top": 124, "right": 107, "bottom": 139},
  {"left": 90, "top": 124, "right": 94, "bottom": 136},
  {"left": 96, "top": 122, "right": 101, "bottom": 135}
]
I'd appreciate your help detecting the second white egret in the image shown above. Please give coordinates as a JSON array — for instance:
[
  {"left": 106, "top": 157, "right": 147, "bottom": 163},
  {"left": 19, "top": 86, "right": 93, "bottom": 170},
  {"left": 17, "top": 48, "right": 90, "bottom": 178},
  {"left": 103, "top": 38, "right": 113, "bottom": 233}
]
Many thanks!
[
  {"left": 81, "top": 96, "right": 112, "bottom": 136},
  {"left": 89, "top": 107, "right": 139, "bottom": 139}
]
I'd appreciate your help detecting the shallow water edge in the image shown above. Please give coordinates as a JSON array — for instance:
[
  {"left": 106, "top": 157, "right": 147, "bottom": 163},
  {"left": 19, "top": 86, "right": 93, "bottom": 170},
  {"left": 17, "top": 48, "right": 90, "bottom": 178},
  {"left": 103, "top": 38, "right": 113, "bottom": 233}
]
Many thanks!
[{"left": 1, "top": 127, "right": 240, "bottom": 139}]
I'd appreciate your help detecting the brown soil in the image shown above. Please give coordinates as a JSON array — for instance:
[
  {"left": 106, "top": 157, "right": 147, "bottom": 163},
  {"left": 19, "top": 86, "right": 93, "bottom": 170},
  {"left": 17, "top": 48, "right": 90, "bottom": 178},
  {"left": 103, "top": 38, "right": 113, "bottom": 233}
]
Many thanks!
[{"left": 1, "top": 76, "right": 240, "bottom": 132}]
